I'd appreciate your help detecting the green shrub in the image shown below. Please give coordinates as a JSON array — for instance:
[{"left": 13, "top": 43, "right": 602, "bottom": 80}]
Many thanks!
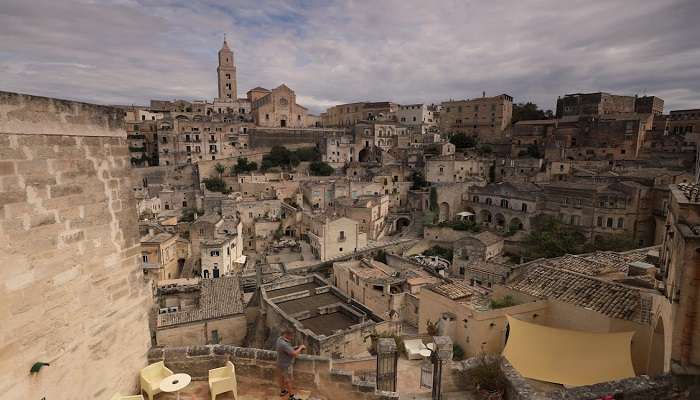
[
  {"left": 465, "top": 354, "right": 507, "bottom": 392},
  {"left": 203, "top": 176, "right": 231, "bottom": 194},
  {"left": 490, "top": 295, "right": 518, "bottom": 309},
  {"left": 453, "top": 344, "right": 465, "bottom": 361},
  {"left": 309, "top": 161, "right": 334, "bottom": 176},
  {"left": 423, "top": 245, "right": 453, "bottom": 261}
]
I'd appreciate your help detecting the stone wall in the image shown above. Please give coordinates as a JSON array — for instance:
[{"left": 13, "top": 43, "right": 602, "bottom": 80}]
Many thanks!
[
  {"left": 248, "top": 127, "right": 346, "bottom": 149},
  {"left": 479, "top": 357, "right": 680, "bottom": 400},
  {"left": 0, "top": 91, "right": 153, "bottom": 399},
  {"left": 147, "top": 345, "right": 398, "bottom": 400}
]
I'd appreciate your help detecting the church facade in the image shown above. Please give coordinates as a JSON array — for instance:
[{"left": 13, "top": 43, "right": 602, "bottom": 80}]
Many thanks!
[{"left": 215, "top": 39, "right": 311, "bottom": 128}]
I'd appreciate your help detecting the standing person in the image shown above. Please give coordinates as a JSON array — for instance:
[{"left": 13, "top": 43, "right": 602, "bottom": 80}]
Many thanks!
[{"left": 276, "top": 328, "right": 305, "bottom": 399}]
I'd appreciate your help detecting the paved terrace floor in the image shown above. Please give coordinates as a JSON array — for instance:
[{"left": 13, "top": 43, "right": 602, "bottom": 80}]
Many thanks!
[{"left": 157, "top": 380, "right": 322, "bottom": 400}]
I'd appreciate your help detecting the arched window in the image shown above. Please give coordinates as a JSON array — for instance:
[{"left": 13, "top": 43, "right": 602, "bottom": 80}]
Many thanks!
[
  {"left": 501, "top": 199, "right": 509, "bottom": 208},
  {"left": 203, "top": 269, "right": 210, "bottom": 278}
]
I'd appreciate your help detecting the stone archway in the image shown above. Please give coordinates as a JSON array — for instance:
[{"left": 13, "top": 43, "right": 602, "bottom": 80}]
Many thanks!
[
  {"left": 647, "top": 317, "right": 666, "bottom": 376},
  {"left": 509, "top": 217, "right": 524, "bottom": 232},
  {"left": 395, "top": 216, "right": 411, "bottom": 232},
  {"left": 439, "top": 202, "right": 450, "bottom": 223},
  {"left": 495, "top": 213, "right": 506, "bottom": 230},
  {"left": 479, "top": 209, "right": 492, "bottom": 225}
]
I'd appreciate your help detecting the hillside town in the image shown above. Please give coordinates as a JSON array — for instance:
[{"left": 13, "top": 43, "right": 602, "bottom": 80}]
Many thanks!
[{"left": 4, "top": 30, "right": 700, "bottom": 400}]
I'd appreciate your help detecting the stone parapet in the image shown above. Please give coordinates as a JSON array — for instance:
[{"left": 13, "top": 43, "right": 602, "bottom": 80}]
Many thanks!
[
  {"left": 148, "top": 345, "right": 398, "bottom": 399},
  {"left": 0, "top": 91, "right": 125, "bottom": 137}
]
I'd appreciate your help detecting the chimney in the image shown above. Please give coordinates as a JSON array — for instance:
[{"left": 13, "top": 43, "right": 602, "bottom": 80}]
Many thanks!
[{"left": 482, "top": 91, "right": 486, "bottom": 98}]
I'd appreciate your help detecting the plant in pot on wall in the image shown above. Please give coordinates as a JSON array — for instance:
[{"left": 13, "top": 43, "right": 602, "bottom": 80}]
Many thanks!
[
  {"left": 426, "top": 319, "right": 439, "bottom": 336},
  {"left": 466, "top": 354, "right": 506, "bottom": 400}
]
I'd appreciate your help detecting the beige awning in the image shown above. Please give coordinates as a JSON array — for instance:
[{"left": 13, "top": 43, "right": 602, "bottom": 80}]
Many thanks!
[{"left": 502, "top": 316, "right": 635, "bottom": 387}]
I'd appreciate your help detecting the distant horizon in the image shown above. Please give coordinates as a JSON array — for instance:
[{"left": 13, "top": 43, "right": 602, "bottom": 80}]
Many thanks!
[{"left": 1, "top": 0, "right": 699, "bottom": 114}]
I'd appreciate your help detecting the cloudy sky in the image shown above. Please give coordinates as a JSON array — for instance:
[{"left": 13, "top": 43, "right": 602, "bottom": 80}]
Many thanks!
[{"left": 1, "top": 0, "right": 699, "bottom": 114}]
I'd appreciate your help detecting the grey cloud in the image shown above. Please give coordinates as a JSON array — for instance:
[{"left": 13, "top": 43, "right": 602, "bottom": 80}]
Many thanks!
[{"left": 0, "top": 0, "right": 698, "bottom": 113}]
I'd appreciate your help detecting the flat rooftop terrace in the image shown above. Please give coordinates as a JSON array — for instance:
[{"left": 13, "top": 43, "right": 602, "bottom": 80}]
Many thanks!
[
  {"left": 266, "top": 282, "right": 322, "bottom": 298},
  {"left": 300, "top": 312, "right": 357, "bottom": 336},
  {"left": 276, "top": 292, "right": 341, "bottom": 315}
]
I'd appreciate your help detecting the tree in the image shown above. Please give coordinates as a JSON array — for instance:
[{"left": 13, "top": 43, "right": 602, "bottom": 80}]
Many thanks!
[
  {"left": 232, "top": 157, "right": 257, "bottom": 174},
  {"left": 583, "top": 234, "right": 637, "bottom": 253},
  {"left": 180, "top": 207, "right": 204, "bottom": 222},
  {"left": 261, "top": 146, "right": 307, "bottom": 171},
  {"left": 522, "top": 215, "right": 585, "bottom": 260},
  {"left": 203, "top": 176, "right": 231, "bottom": 194},
  {"left": 479, "top": 144, "right": 493, "bottom": 155},
  {"left": 309, "top": 161, "right": 334, "bottom": 176},
  {"left": 294, "top": 147, "right": 321, "bottom": 162},
  {"left": 374, "top": 250, "right": 388, "bottom": 264},
  {"left": 511, "top": 102, "right": 553, "bottom": 124},
  {"left": 449, "top": 133, "right": 477, "bottom": 149},
  {"left": 429, "top": 187, "right": 438, "bottom": 212},
  {"left": 410, "top": 171, "right": 428, "bottom": 190},
  {"left": 214, "top": 162, "right": 226, "bottom": 177},
  {"left": 423, "top": 245, "right": 453, "bottom": 261},
  {"left": 525, "top": 143, "right": 541, "bottom": 158}
]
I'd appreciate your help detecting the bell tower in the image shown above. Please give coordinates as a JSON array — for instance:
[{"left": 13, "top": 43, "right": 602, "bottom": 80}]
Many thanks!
[{"left": 217, "top": 36, "right": 237, "bottom": 101}]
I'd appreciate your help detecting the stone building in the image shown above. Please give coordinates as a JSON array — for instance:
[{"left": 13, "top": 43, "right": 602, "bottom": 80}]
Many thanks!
[
  {"left": 200, "top": 228, "right": 244, "bottom": 279},
  {"left": 539, "top": 180, "right": 656, "bottom": 247},
  {"left": 668, "top": 108, "right": 700, "bottom": 146},
  {"left": 157, "top": 116, "right": 253, "bottom": 166},
  {"left": 556, "top": 92, "right": 638, "bottom": 117},
  {"left": 331, "top": 258, "right": 406, "bottom": 321},
  {"left": 549, "top": 115, "right": 649, "bottom": 161},
  {"left": 336, "top": 194, "right": 390, "bottom": 241},
  {"left": 232, "top": 198, "right": 282, "bottom": 250},
  {"left": 124, "top": 107, "right": 164, "bottom": 167},
  {"left": 216, "top": 38, "right": 237, "bottom": 101},
  {"left": 141, "top": 231, "right": 182, "bottom": 281},
  {"left": 257, "top": 275, "right": 397, "bottom": 358},
  {"left": 466, "top": 182, "right": 541, "bottom": 233},
  {"left": 154, "top": 277, "right": 246, "bottom": 347},
  {"left": 425, "top": 154, "right": 485, "bottom": 183},
  {"left": 0, "top": 91, "right": 152, "bottom": 399},
  {"left": 502, "top": 252, "right": 664, "bottom": 375},
  {"left": 440, "top": 93, "right": 513, "bottom": 141},
  {"left": 396, "top": 103, "right": 439, "bottom": 133},
  {"left": 510, "top": 119, "right": 556, "bottom": 158},
  {"left": 248, "top": 84, "right": 309, "bottom": 128},
  {"left": 321, "top": 101, "right": 398, "bottom": 127},
  {"left": 418, "top": 281, "right": 547, "bottom": 360},
  {"left": 305, "top": 214, "right": 367, "bottom": 261},
  {"left": 659, "top": 183, "right": 700, "bottom": 374}
]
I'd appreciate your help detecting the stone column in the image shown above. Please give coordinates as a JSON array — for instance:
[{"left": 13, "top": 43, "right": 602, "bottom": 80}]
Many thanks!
[
  {"left": 432, "top": 336, "right": 453, "bottom": 400},
  {"left": 376, "top": 338, "right": 398, "bottom": 392}
]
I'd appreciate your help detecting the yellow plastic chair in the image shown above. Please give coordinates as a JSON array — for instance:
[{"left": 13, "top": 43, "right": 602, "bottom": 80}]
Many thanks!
[
  {"left": 140, "top": 361, "right": 174, "bottom": 400},
  {"left": 208, "top": 361, "right": 238, "bottom": 400},
  {"left": 111, "top": 395, "right": 145, "bottom": 400}
]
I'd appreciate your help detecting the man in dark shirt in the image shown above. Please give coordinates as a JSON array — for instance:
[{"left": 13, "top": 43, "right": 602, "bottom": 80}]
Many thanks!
[{"left": 276, "top": 328, "right": 305, "bottom": 399}]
